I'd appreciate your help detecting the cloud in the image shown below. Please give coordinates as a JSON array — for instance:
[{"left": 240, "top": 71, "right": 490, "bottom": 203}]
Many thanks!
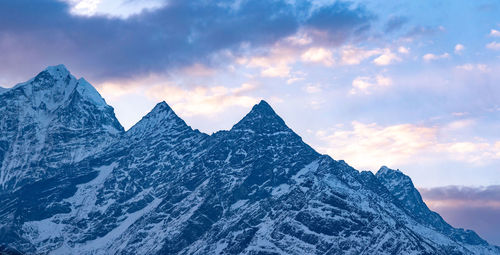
[
  {"left": 301, "top": 47, "right": 334, "bottom": 66},
  {"left": 398, "top": 46, "right": 410, "bottom": 54},
  {"left": 181, "top": 63, "right": 216, "bottom": 77},
  {"left": 420, "top": 185, "right": 500, "bottom": 203},
  {"left": 69, "top": 0, "right": 101, "bottom": 16},
  {"left": 423, "top": 52, "right": 450, "bottom": 61},
  {"left": 303, "top": 83, "right": 322, "bottom": 94},
  {"left": 373, "top": 49, "right": 401, "bottom": 66},
  {"left": 241, "top": 46, "right": 296, "bottom": 78},
  {"left": 384, "top": 16, "right": 408, "bottom": 33},
  {"left": 402, "top": 25, "right": 445, "bottom": 41},
  {"left": 420, "top": 185, "right": 500, "bottom": 245},
  {"left": 286, "top": 76, "right": 305, "bottom": 84},
  {"left": 486, "top": 42, "right": 500, "bottom": 50},
  {"left": 339, "top": 46, "right": 402, "bottom": 66},
  {"left": 437, "top": 141, "right": 500, "bottom": 164},
  {"left": 145, "top": 82, "right": 260, "bottom": 116},
  {"left": 316, "top": 121, "right": 436, "bottom": 169},
  {"left": 350, "top": 75, "right": 392, "bottom": 94},
  {"left": 454, "top": 44, "right": 465, "bottom": 54},
  {"left": 445, "top": 119, "right": 475, "bottom": 130},
  {"left": 456, "top": 63, "right": 490, "bottom": 72},
  {"left": 0, "top": 0, "right": 372, "bottom": 82},
  {"left": 340, "top": 46, "right": 380, "bottom": 65},
  {"left": 490, "top": 29, "right": 500, "bottom": 37},
  {"left": 65, "top": 0, "right": 165, "bottom": 17},
  {"left": 304, "top": 2, "right": 372, "bottom": 45},
  {"left": 286, "top": 32, "right": 313, "bottom": 46},
  {"left": 315, "top": 121, "right": 500, "bottom": 170}
]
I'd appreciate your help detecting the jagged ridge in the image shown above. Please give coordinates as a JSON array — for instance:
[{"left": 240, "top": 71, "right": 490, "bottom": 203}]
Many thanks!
[{"left": 0, "top": 65, "right": 498, "bottom": 255}]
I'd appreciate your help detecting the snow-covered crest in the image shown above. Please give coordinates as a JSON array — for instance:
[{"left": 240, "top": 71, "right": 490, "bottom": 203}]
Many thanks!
[{"left": 0, "top": 65, "right": 498, "bottom": 254}]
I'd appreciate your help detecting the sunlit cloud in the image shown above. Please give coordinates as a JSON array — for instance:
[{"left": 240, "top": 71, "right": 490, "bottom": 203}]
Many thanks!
[
  {"left": 286, "top": 32, "right": 313, "bottom": 46},
  {"left": 64, "top": 0, "right": 165, "bottom": 17},
  {"left": 398, "top": 46, "right": 410, "bottom": 54},
  {"left": 286, "top": 76, "right": 305, "bottom": 85},
  {"left": 490, "top": 29, "right": 500, "bottom": 37},
  {"left": 445, "top": 119, "right": 475, "bottom": 130},
  {"left": 303, "top": 83, "right": 322, "bottom": 94},
  {"left": 240, "top": 47, "right": 297, "bottom": 78},
  {"left": 486, "top": 42, "right": 500, "bottom": 50},
  {"left": 373, "top": 49, "right": 401, "bottom": 66},
  {"left": 315, "top": 121, "right": 500, "bottom": 170},
  {"left": 423, "top": 52, "right": 450, "bottom": 61},
  {"left": 454, "top": 44, "right": 465, "bottom": 54},
  {"left": 350, "top": 75, "right": 392, "bottom": 94},
  {"left": 301, "top": 47, "right": 334, "bottom": 66},
  {"left": 316, "top": 121, "right": 437, "bottom": 169},
  {"left": 68, "top": 0, "right": 100, "bottom": 16},
  {"left": 456, "top": 63, "right": 490, "bottom": 72},
  {"left": 145, "top": 82, "right": 260, "bottom": 116},
  {"left": 340, "top": 46, "right": 380, "bottom": 65}
]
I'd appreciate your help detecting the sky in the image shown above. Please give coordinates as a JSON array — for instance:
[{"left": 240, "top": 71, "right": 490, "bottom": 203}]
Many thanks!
[{"left": 0, "top": 0, "right": 499, "bottom": 245}]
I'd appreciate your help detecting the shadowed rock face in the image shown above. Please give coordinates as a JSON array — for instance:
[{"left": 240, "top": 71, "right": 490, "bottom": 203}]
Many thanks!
[{"left": 0, "top": 66, "right": 499, "bottom": 255}]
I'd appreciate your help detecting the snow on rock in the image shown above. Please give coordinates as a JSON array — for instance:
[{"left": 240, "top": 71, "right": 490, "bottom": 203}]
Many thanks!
[{"left": 0, "top": 66, "right": 498, "bottom": 254}]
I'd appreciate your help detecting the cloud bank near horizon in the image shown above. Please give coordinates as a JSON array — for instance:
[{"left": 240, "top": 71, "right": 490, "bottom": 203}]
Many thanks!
[{"left": 420, "top": 185, "right": 500, "bottom": 246}]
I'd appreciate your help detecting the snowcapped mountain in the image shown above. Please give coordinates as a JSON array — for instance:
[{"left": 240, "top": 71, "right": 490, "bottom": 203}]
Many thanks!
[
  {"left": 0, "top": 66, "right": 499, "bottom": 254},
  {"left": 0, "top": 65, "right": 123, "bottom": 193}
]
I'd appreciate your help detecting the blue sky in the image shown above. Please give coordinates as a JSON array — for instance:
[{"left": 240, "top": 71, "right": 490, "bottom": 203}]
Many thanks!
[{"left": 0, "top": 0, "right": 499, "bottom": 244}]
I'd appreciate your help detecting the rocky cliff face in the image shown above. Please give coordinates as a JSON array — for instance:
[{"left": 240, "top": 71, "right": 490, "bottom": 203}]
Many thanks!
[
  {"left": 0, "top": 65, "right": 123, "bottom": 193},
  {"left": 0, "top": 66, "right": 498, "bottom": 254}
]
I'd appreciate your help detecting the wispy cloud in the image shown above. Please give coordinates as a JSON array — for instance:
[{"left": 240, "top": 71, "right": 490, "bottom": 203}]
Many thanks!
[
  {"left": 350, "top": 75, "right": 392, "bottom": 94},
  {"left": 456, "top": 63, "right": 490, "bottom": 72},
  {"left": 340, "top": 46, "right": 380, "bottom": 65},
  {"left": 145, "top": 82, "right": 260, "bottom": 116},
  {"left": 384, "top": 16, "right": 408, "bottom": 33},
  {"left": 303, "top": 83, "right": 322, "bottom": 94},
  {"left": 316, "top": 121, "right": 436, "bottom": 169},
  {"left": 486, "top": 42, "right": 500, "bottom": 50},
  {"left": 241, "top": 47, "right": 296, "bottom": 78},
  {"left": 315, "top": 121, "right": 500, "bottom": 170},
  {"left": 373, "top": 49, "right": 401, "bottom": 66},
  {"left": 423, "top": 52, "right": 450, "bottom": 61},
  {"left": 301, "top": 47, "right": 334, "bottom": 66}
]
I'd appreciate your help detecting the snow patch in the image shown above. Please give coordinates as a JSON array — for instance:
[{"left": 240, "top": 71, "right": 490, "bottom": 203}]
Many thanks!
[{"left": 271, "top": 184, "right": 290, "bottom": 197}]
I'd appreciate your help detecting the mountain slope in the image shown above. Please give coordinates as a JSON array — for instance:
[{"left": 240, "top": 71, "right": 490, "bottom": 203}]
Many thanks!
[
  {"left": 0, "top": 65, "right": 124, "bottom": 253},
  {"left": 376, "top": 167, "right": 488, "bottom": 247},
  {"left": 0, "top": 65, "right": 123, "bottom": 192},
  {"left": 0, "top": 66, "right": 498, "bottom": 254}
]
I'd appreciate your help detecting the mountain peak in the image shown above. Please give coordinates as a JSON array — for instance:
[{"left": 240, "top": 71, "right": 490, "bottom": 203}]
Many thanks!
[
  {"left": 127, "top": 101, "right": 191, "bottom": 138},
  {"left": 377, "top": 165, "right": 401, "bottom": 176},
  {"left": 376, "top": 166, "right": 408, "bottom": 186},
  {"left": 12, "top": 65, "right": 116, "bottom": 113},
  {"left": 231, "top": 100, "right": 291, "bottom": 134},
  {"left": 43, "top": 64, "right": 70, "bottom": 78},
  {"left": 254, "top": 99, "right": 273, "bottom": 111},
  {"left": 151, "top": 101, "right": 172, "bottom": 113}
]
